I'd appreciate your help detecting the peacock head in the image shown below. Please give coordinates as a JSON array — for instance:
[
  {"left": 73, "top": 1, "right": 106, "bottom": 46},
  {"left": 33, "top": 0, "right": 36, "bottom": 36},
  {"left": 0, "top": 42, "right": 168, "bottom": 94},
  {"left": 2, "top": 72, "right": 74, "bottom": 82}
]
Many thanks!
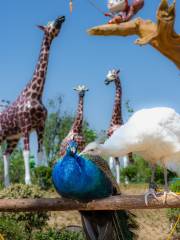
[
  {"left": 79, "top": 142, "right": 103, "bottom": 156},
  {"left": 105, "top": 69, "right": 120, "bottom": 85},
  {"left": 66, "top": 140, "right": 78, "bottom": 156}
]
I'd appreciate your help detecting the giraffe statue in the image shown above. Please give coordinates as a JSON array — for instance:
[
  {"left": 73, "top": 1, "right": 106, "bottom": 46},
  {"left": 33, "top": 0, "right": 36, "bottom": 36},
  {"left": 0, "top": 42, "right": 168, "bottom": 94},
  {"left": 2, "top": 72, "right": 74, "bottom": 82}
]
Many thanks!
[
  {"left": 105, "top": 69, "right": 129, "bottom": 184},
  {"left": 0, "top": 16, "right": 65, "bottom": 187},
  {"left": 60, "top": 85, "right": 89, "bottom": 156}
]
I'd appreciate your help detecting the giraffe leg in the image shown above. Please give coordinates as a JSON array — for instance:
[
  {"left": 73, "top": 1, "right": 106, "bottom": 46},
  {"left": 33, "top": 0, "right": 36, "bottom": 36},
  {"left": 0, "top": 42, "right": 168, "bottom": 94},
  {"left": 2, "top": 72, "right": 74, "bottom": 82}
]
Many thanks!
[
  {"left": 37, "top": 125, "right": 47, "bottom": 166},
  {"left": 3, "top": 154, "right": 10, "bottom": 187},
  {"left": 23, "top": 132, "right": 31, "bottom": 185},
  {"left": 108, "top": 157, "right": 114, "bottom": 171},
  {"left": 123, "top": 156, "right": 129, "bottom": 184},
  {"left": 123, "top": 155, "right": 129, "bottom": 168},
  {"left": 3, "top": 139, "right": 19, "bottom": 187},
  {"left": 115, "top": 157, "right": 120, "bottom": 184}
]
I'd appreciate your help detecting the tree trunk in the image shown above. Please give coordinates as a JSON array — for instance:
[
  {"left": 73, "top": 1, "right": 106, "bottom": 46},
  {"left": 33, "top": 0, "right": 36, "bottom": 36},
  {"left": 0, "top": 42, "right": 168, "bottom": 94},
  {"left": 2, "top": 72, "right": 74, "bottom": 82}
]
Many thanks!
[{"left": 88, "top": 0, "right": 180, "bottom": 69}]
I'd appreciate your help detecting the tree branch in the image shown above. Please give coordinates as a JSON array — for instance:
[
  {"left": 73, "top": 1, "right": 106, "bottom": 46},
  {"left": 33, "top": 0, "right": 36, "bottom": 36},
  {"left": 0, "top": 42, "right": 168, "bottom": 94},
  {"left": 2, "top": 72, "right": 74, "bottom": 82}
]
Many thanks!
[
  {"left": 0, "top": 194, "right": 179, "bottom": 212},
  {"left": 88, "top": 0, "right": 180, "bottom": 69}
]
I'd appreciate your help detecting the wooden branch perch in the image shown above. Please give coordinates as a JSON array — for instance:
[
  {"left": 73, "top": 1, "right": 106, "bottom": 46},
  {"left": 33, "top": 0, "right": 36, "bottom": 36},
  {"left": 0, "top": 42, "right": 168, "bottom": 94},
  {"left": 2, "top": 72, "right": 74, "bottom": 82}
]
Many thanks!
[
  {"left": 88, "top": 0, "right": 180, "bottom": 69},
  {"left": 0, "top": 194, "right": 179, "bottom": 212}
]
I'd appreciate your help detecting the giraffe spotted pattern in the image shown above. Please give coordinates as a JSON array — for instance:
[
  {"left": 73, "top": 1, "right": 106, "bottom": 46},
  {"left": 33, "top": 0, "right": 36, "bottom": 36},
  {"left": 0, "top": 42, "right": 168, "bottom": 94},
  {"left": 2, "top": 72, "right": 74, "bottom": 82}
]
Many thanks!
[
  {"left": 60, "top": 85, "right": 89, "bottom": 156},
  {"left": 0, "top": 16, "right": 65, "bottom": 186}
]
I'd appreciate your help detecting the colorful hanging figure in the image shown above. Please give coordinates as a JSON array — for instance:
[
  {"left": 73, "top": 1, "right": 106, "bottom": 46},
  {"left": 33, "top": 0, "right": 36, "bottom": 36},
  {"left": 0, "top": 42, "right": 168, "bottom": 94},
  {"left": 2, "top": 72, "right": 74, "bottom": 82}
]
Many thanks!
[
  {"left": 69, "top": 0, "right": 73, "bottom": 13},
  {"left": 0, "top": 16, "right": 65, "bottom": 187},
  {"left": 105, "top": 0, "right": 144, "bottom": 24},
  {"left": 52, "top": 140, "right": 137, "bottom": 240}
]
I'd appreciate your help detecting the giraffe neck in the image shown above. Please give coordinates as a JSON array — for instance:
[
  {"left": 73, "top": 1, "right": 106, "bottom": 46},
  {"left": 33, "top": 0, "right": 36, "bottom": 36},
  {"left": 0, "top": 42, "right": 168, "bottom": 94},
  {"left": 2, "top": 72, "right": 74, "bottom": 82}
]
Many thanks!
[
  {"left": 22, "top": 35, "right": 52, "bottom": 100},
  {"left": 108, "top": 77, "right": 123, "bottom": 135},
  {"left": 71, "top": 95, "right": 84, "bottom": 134}
]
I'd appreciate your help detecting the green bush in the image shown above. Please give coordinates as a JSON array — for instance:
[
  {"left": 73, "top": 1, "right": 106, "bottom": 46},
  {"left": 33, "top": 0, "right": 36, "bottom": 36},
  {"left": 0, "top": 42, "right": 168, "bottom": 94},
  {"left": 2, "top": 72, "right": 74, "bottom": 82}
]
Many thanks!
[
  {"left": 0, "top": 217, "right": 27, "bottom": 240},
  {"left": 121, "top": 164, "right": 138, "bottom": 182},
  {"left": 167, "top": 180, "right": 180, "bottom": 234},
  {"left": 121, "top": 156, "right": 151, "bottom": 183},
  {"left": 0, "top": 184, "right": 49, "bottom": 238},
  {"left": 0, "top": 148, "right": 36, "bottom": 186},
  {"left": 121, "top": 155, "right": 176, "bottom": 184},
  {"left": 34, "top": 166, "right": 53, "bottom": 190},
  {"left": 32, "top": 228, "right": 85, "bottom": 240}
]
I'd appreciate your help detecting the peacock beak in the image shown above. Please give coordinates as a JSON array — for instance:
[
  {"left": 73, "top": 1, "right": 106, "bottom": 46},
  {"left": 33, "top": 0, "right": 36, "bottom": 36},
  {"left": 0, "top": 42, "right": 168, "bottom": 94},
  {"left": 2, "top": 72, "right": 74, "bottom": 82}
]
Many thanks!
[{"left": 70, "top": 147, "right": 76, "bottom": 154}]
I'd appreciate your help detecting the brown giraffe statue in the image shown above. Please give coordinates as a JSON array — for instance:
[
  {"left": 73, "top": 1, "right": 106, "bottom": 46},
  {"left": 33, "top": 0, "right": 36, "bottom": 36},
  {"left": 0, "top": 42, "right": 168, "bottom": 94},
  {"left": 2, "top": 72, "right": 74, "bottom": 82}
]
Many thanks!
[
  {"left": 60, "top": 85, "right": 89, "bottom": 156},
  {"left": 0, "top": 16, "right": 65, "bottom": 187},
  {"left": 105, "top": 69, "right": 123, "bottom": 137},
  {"left": 105, "top": 69, "right": 130, "bottom": 184}
]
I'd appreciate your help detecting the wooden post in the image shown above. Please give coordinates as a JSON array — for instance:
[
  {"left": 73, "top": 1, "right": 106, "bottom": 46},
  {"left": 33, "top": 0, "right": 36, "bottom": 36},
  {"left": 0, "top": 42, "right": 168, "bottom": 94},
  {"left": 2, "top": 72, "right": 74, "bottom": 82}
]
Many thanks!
[
  {"left": 0, "top": 194, "right": 179, "bottom": 212},
  {"left": 88, "top": 0, "right": 180, "bottom": 69}
]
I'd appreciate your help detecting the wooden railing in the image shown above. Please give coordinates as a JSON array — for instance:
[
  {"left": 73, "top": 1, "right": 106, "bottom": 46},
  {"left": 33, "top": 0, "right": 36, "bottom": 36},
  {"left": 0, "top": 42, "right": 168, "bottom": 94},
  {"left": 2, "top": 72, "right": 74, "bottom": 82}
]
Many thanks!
[{"left": 0, "top": 194, "right": 179, "bottom": 212}]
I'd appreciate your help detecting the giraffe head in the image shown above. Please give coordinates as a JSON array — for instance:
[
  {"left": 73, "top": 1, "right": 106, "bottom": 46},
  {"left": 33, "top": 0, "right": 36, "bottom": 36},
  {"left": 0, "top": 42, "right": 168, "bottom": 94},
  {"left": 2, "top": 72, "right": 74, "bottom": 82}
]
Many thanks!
[
  {"left": 105, "top": 69, "right": 120, "bottom": 85},
  {"left": 38, "top": 16, "right": 65, "bottom": 39},
  {"left": 73, "top": 85, "right": 89, "bottom": 97}
]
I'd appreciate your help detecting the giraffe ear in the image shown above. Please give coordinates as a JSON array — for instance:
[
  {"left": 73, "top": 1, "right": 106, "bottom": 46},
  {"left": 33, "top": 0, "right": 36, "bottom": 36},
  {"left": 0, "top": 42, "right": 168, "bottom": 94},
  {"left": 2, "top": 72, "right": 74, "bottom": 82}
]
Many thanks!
[
  {"left": 37, "top": 25, "right": 46, "bottom": 32},
  {"left": 117, "top": 69, "right": 120, "bottom": 74}
]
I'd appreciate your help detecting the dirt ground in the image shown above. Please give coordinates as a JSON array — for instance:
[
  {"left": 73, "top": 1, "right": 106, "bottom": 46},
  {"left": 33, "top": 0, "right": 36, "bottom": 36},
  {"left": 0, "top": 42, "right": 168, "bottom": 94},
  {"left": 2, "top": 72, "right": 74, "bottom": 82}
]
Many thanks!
[{"left": 48, "top": 184, "right": 180, "bottom": 240}]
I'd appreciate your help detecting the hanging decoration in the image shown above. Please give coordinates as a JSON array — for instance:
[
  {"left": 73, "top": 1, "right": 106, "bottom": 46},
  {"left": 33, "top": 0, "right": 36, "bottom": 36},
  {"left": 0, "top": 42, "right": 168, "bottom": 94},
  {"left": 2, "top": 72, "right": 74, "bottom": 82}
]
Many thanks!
[
  {"left": 69, "top": 0, "right": 73, "bottom": 13},
  {"left": 68, "top": 0, "right": 105, "bottom": 16},
  {"left": 105, "top": 0, "right": 144, "bottom": 24}
]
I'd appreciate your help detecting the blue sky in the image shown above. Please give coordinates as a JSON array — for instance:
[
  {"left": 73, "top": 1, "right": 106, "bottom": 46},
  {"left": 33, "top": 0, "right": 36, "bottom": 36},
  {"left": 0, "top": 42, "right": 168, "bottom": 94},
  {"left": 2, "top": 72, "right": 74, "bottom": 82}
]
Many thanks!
[{"left": 0, "top": 0, "right": 180, "bottom": 155}]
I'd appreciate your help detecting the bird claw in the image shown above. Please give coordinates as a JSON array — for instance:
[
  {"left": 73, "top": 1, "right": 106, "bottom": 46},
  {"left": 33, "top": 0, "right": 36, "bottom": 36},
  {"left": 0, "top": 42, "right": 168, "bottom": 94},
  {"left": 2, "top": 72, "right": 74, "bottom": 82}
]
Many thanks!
[
  {"left": 144, "top": 188, "right": 159, "bottom": 206},
  {"left": 163, "top": 191, "right": 179, "bottom": 204}
]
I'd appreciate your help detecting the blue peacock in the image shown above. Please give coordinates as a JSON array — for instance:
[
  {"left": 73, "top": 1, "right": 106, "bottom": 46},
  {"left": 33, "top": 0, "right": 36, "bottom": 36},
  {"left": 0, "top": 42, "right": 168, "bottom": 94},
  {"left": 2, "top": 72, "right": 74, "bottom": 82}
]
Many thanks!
[{"left": 52, "top": 140, "right": 137, "bottom": 240}]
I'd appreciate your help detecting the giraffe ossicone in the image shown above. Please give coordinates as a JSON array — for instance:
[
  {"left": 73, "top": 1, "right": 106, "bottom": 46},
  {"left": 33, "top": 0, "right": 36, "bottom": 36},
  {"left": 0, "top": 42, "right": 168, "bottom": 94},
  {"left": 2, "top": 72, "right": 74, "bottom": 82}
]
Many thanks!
[
  {"left": 0, "top": 16, "right": 65, "bottom": 187},
  {"left": 73, "top": 85, "right": 89, "bottom": 92}
]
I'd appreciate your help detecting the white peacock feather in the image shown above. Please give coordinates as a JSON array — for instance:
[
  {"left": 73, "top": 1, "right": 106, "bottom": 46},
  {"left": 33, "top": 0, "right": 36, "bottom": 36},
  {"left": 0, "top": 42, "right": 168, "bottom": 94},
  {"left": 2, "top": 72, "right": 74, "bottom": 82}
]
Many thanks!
[{"left": 81, "top": 107, "right": 180, "bottom": 204}]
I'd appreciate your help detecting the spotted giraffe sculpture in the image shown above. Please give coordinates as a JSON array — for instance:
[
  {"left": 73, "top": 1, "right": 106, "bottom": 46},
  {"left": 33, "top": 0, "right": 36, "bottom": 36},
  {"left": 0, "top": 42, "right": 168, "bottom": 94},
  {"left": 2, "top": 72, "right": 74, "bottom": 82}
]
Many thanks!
[
  {"left": 60, "top": 85, "right": 89, "bottom": 156},
  {"left": 105, "top": 69, "right": 129, "bottom": 184},
  {"left": 0, "top": 16, "right": 65, "bottom": 187}
]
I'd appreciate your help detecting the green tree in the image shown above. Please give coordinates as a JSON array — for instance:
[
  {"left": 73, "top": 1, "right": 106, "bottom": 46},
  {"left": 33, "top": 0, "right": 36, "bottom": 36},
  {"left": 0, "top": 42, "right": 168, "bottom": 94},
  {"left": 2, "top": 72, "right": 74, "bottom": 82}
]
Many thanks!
[
  {"left": 43, "top": 96, "right": 97, "bottom": 163},
  {"left": 43, "top": 96, "right": 63, "bottom": 162},
  {"left": 121, "top": 155, "right": 177, "bottom": 184},
  {"left": 125, "top": 100, "right": 134, "bottom": 118}
]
